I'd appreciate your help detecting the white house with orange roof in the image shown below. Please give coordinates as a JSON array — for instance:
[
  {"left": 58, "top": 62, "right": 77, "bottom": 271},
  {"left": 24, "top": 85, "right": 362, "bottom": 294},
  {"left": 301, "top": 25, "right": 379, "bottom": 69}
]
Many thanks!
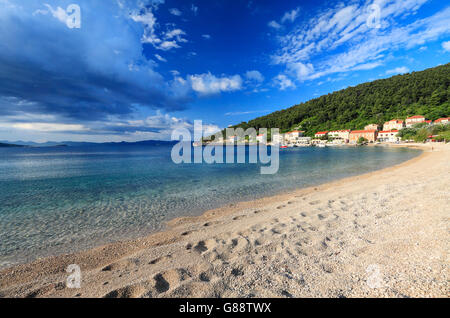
[
  {"left": 383, "top": 119, "right": 405, "bottom": 131},
  {"left": 405, "top": 115, "right": 426, "bottom": 128},
  {"left": 314, "top": 131, "right": 328, "bottom": 139},
  {"left": 227, "top": 135, "right": 238, "bottom": 143},
  {"left": 256, "top": 133, "right": 267, "bottom": 143},
  {"left": 434, "top": 117, "right": 449, "bottom": 125},
  {"left": 328, "top": 130, "right": 351, "bottom": 142},
  {"left": 377, "top": 130, "right": 400, "bottom": 143},
  {"left": 285, "top": 130, "right": 304, "bottom": 139}
]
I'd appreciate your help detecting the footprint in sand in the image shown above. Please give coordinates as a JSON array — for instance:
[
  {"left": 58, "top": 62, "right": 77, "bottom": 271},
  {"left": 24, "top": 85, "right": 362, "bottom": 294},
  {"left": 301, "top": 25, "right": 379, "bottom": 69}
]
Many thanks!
[
  {"left": 104, "top": 283, "right": 146, "bottom": 298},
  {"left": 149, "top": 254, "right": 172, "bottom": 265}
]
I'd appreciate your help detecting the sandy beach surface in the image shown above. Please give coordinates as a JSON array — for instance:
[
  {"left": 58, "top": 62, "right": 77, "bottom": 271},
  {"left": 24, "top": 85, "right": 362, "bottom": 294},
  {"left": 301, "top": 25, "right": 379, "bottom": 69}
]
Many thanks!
[{"left": 0, "top": 143, "right": 448, "bottom": 298}]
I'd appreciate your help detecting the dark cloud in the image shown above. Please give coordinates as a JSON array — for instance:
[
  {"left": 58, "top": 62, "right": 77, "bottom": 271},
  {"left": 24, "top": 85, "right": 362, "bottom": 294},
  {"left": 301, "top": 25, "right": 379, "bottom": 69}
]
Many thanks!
[{"left": 0, "top": 0, "right": 191, "bottom": 123}]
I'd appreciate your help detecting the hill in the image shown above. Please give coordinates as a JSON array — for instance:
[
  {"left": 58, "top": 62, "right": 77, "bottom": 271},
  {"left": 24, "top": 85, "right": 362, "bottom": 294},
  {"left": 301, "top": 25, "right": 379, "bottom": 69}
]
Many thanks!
[
  {"left": 0, "top": 142, "right": 25, "bottom": 148},
  {"left": 230, "top": 63, "right": 449, "bottom": 136}
]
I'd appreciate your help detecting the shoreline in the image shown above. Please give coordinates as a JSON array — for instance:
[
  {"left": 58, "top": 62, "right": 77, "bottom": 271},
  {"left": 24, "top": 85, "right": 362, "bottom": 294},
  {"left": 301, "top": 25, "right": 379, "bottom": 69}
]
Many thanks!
[{"left": 0, "top": 142, "right": 448, "bottom": 298}]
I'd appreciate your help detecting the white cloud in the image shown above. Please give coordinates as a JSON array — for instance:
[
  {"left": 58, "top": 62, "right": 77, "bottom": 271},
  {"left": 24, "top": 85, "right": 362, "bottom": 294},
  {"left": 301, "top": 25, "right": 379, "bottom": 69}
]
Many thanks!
[
  {"left": 12, "top": 123, "right": 88, "bottom": 132},
  {"left": 268, "top": 20, "right": 281, "bottom": 29},
  {"left": 386, "top": 66, "right": 410, "bottom": 75},
  {"left": 169, "top": 8, "right": 182, "bottom": 16},
  {"left": 442, "top": 41, "right": 450, "bottom": 52},
  {"left": 281, "top": 7, "right": 300, "bottom": 23},
  {"left": 130, "top": 7, "right": 187, "bottom": 50},
  {"left": 154, "top": 54, "right": 166, "bottom": 62},
  {"left": 158, "top": 40, "right": 179, "bottom": 50},
  {"left": 273, "top": 74, "right": 296, "bottom": 90},
  {"left": 245, "top": 70, "right": 264, "bottom": 83},
  {"left": 44, "top": 4, "right": 69, "bottom": 24},
  {"left": 202, "top": 34, "right": 211, "bottom": 39},
  {"left": 272, "top": 1, "right": 450, "bottom": 84},
  {"left": 189, "top": 73, "right": 243, "bottom": 95},
  {"left": 287, "top": 62, "right": 314, "bottom": 81},
  {"left": 165, "top": 28, "right": 186, "bottom": 40}
]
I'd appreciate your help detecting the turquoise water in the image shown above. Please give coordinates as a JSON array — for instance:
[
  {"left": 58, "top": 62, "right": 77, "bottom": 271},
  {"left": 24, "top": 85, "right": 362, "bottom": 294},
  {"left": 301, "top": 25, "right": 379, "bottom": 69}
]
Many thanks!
[{"left": 0, "top": 144, "right": 420, "bottom": 268}]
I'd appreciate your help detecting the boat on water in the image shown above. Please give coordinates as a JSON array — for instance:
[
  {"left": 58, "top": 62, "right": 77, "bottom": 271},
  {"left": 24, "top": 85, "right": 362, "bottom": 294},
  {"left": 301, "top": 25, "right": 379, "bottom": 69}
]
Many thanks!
[{"left": 316, "top": 144, "right": 326, "bottom": 148}]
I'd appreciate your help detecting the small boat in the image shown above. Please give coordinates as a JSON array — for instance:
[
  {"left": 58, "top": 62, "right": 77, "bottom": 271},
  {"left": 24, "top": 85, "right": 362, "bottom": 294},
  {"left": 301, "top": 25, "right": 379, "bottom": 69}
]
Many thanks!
[
  {"left": 280, "top": 145, "right": 288, "bottom": 149},
  {"left": 317, "top": 144, "right": 326, "bottom": 148}
]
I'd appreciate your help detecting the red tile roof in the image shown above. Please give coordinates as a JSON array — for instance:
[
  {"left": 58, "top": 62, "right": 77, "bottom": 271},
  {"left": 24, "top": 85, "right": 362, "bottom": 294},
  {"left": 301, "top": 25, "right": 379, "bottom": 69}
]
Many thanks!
[
  {"left": 315, "top": 131, "right": 328, "bottom": 135},
  {"left": 350, "top": 130, "right": 377, "bottom": 134},
  {"left": 435, "top": 118, "right": 449, "bottom": 123},
  {"left": 379, "top": 130, "right": 399, "bottom": 133},
  {"left": 406, "top": 115, "right": 425, "bottom": 119},
  {"left": 385, "top": 119, "right": 404, "bottom": 124}
]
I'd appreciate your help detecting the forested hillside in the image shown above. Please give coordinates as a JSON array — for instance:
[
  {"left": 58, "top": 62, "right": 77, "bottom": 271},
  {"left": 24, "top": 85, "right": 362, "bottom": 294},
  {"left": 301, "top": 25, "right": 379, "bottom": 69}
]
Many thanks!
[{"left": 231, "top": 63, "right": 449, "bottom": 136}]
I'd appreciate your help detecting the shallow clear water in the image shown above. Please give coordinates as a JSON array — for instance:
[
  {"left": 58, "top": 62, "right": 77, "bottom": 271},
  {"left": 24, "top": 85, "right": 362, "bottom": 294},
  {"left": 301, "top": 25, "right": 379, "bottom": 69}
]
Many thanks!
[{"left": 0, "top": 144, "right": 420, "bottom": 268}]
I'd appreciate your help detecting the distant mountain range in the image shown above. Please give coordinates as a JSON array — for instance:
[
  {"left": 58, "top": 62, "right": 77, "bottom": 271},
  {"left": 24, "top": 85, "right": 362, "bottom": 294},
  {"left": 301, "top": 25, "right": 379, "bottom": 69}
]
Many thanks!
[
  {"left": 0, "top": 142, "right": 26, "bottom": 148},
  {"left": 0, "top": 140, "right": 177, "bottom": 148}
]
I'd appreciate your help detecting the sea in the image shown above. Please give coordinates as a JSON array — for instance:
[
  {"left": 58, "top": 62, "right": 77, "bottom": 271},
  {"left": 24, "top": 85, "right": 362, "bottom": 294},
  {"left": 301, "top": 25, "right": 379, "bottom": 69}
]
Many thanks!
[{"left": 0, "top": 144, "right": 421, "bottom": 268}]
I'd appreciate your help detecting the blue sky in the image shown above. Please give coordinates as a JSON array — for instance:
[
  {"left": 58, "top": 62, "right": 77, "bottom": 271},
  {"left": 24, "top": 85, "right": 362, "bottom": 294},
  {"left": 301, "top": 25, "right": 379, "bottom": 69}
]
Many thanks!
[{"left": 0, "top": 0, "right": 449, "bottom": 142}]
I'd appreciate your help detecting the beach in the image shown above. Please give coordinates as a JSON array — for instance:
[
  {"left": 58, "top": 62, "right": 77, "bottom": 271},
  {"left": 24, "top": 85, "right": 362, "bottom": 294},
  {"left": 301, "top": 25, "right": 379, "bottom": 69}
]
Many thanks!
[{"left": 0, "top": 143, "right": 448, "bottom": 298}]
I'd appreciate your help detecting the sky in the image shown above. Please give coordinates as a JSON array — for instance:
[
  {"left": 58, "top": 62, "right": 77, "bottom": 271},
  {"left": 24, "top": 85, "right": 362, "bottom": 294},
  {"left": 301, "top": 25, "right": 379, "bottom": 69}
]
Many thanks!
[{"left": 0, "top": 0, "right": 449, "bottom": 143}]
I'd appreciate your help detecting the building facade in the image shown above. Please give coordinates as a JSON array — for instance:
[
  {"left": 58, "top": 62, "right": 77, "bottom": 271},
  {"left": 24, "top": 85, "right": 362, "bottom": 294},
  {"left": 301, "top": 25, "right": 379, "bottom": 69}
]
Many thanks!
[
  {"left": 364, "top": 124, "right": 380, "bottom": 131},
  {"left": 434, "top": 118, "right": 449, "bottom": 125},
  {"left": 297, "top": 137, "right": 312, "bottom": 144},
  {"left": 328, "top": 130, "right": 350, "bottom": 142},
  {"left": 383, "top": 119, "right": 405, "bottom": 131},
  {"left": 271, "top": 133, "right": 284, "bottom": 144},
  {"left": 314, "top": 131, "right": 328, "bottom": 139},
  {"left": 377, "top": 130, "right": 400, "bottom": 143},
  {"left": 285, "top": 130, "right": 304, "bottom": 142},
  {"left": 405, "top": 115, "right": 426, "bottom": 128},
  {"left": 349, "top": 130, "right": 378, "bottom": 143}
]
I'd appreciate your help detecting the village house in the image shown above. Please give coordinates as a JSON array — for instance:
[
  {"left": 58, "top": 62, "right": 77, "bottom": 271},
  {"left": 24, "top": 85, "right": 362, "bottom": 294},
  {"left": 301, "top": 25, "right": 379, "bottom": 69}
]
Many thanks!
[
  {"left": 311, "top": 139, "right": 326, "bottom": 145},
  {"left": 383, "top": 119, "right": 405, "bottom": 131},
  {"left": 215, "top": 136, "right": 224, "bottom": 143},
  {"left": 377, "top": 130, "right": 400, "bottom": 143},
  {"left": 434, "top": 117, "right": 449, "bottom": 125},
  {"left": 314, "top": 131, "right": 328, "bottom": 139},
  {"left": 328, "top": 130, "right": 351, "bottom": 142},
  {"left": 285, "top": 130, "right": 304, "bottom": 142},
  {"left": 297, "top": 137, "right": 312, "bottom": 144},
  {"left": 405, "top": 115, "right": 426, "bottom": 128},
  {"left": 364, "top": 124, "right": 380, "bottom": 131},
  {"left": 349, "top": 130, "right": 378, "bottom": 143},
  {"left": 271, "top": 133, "right": 284, "bottom": 144},
  {"left": 256, "top": 134, "right": 266, "bottom": 143},
  {"left": 227, "top": 135, "right": 238, "bottom": 143}
]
